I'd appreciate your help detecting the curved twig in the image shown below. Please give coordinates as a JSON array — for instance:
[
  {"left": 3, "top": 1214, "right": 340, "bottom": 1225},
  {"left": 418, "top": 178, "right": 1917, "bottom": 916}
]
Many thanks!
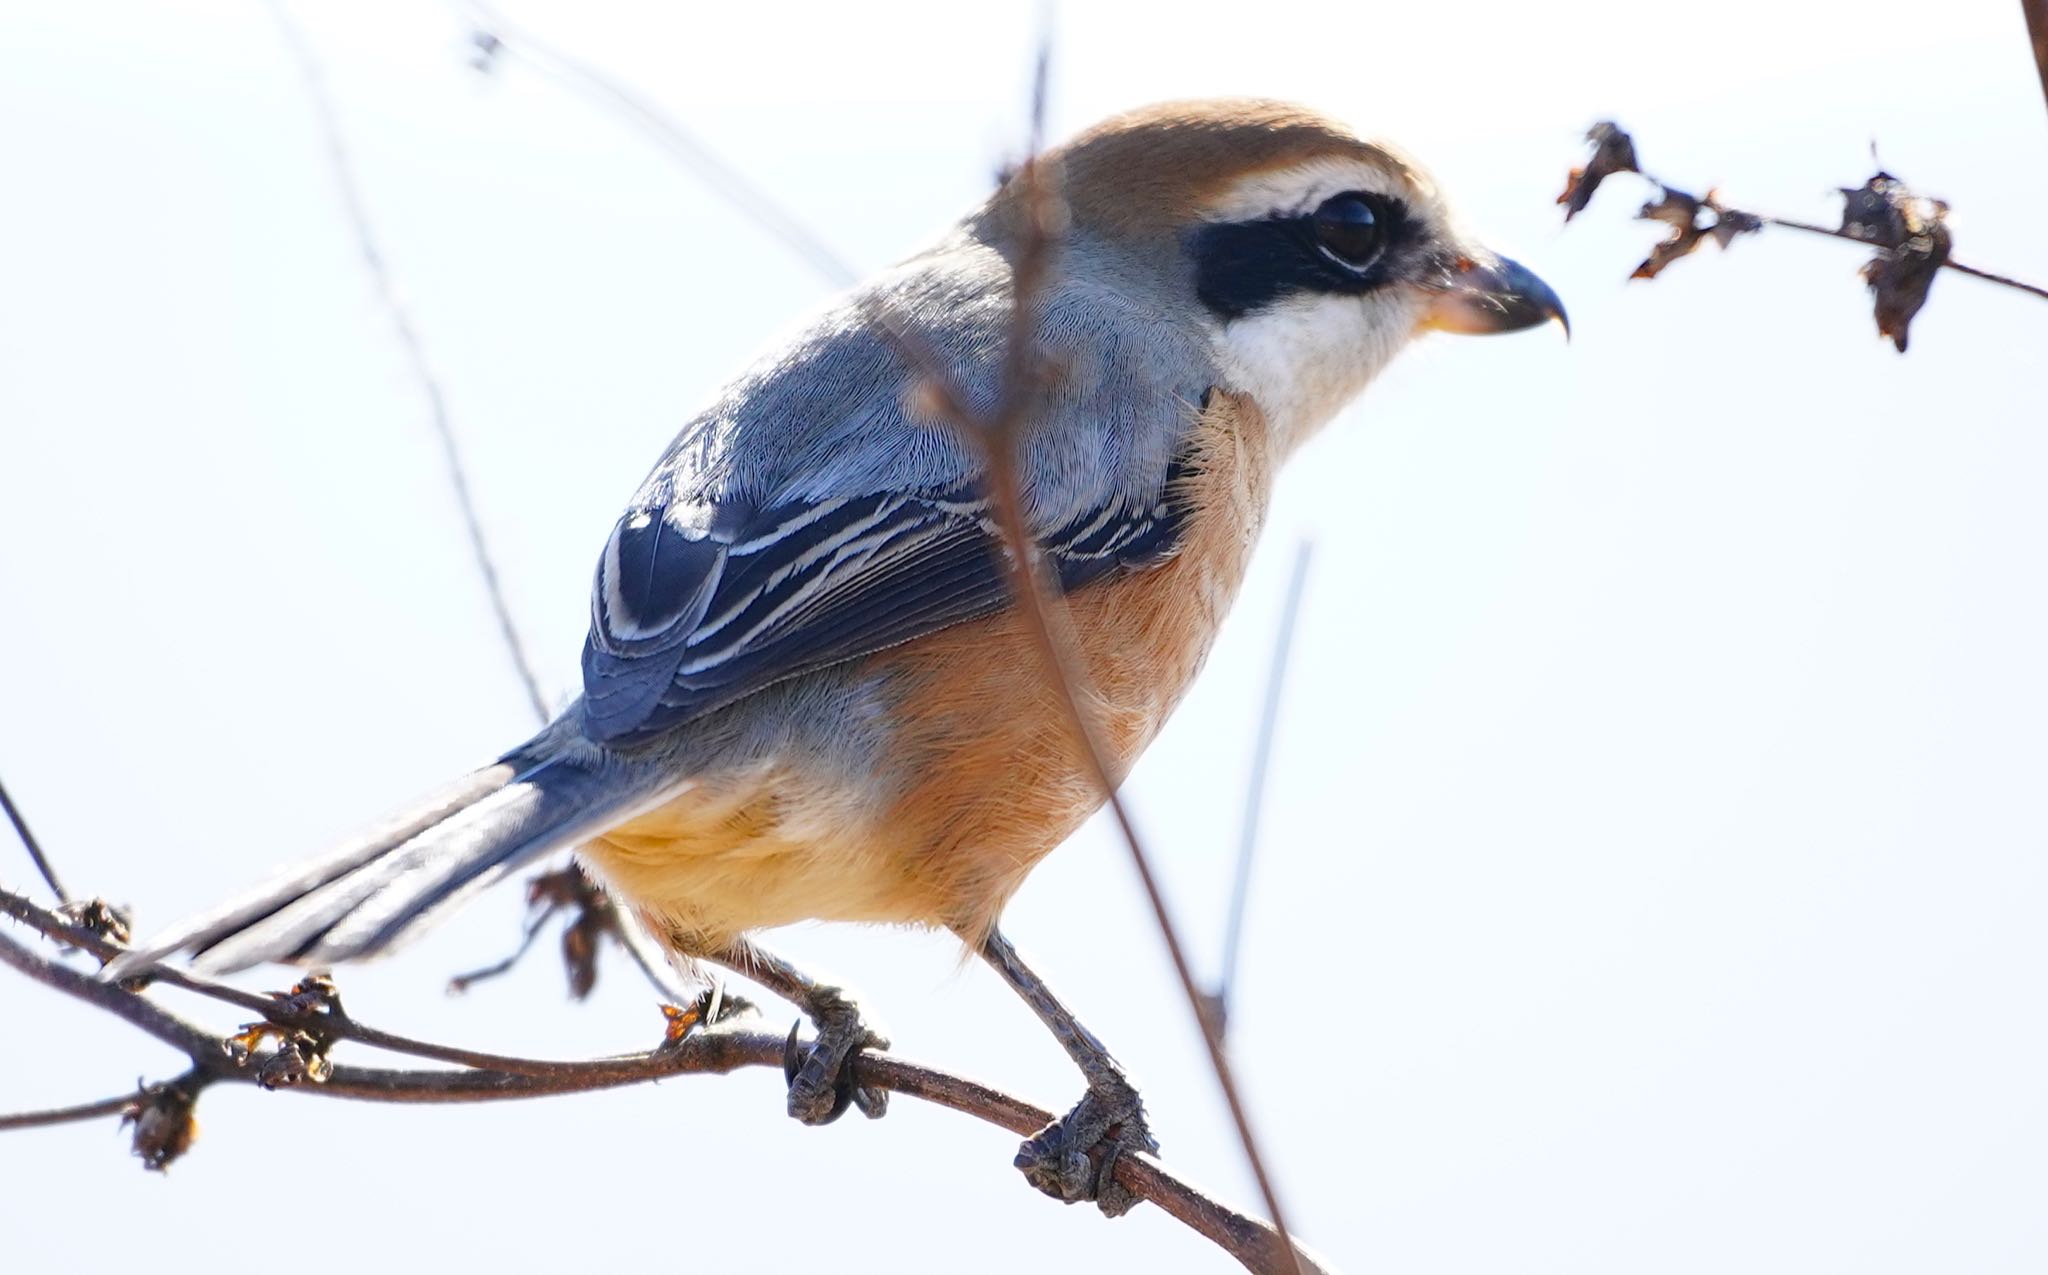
[{"left": 1, "top": 886, "right": 1324, "bottom": 1273}]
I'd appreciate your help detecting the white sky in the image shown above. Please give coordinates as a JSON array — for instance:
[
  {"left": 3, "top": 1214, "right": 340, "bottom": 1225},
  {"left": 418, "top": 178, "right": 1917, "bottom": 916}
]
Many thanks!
[{"left": 4, "top": 2, "right": 2047, "bottom": 1272}]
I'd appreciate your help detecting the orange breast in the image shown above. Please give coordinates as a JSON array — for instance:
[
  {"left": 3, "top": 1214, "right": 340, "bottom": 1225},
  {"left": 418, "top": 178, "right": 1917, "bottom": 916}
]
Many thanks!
[
  {"left": 586, "top": 391, "right": 1274, "bottom": 948},
  {"left": 865, "top": 390, "right": 1275, "bottom": 938}
]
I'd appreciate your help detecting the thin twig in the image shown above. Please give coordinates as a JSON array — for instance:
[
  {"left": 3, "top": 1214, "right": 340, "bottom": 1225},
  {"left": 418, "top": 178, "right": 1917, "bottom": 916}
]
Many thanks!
[
  {"left": 1756, "top": 213, "right": 2048, "bottom": 302},
  {"left": 0, "top": 774, "right": 66, "bottom": 903},
  {"left": 264, "top": 0, "right": 549, "bottom": 721},
  {"left": 447, "top": 898, "right": 562, "bottom": 993},
  {"left": 0, "top": 1090, "right": 141, "bottom": 1132},
  {"left": 2022, "top": 0, "right": 2048, "bottom": 125},
  {"left": 1214, "top": 541, "right": 1314, "bottom": 1030},
  {"left": 0, "top": 884, "right": 637, "bottom": 1078},
  {"left": 450, "top": 0, "right": 860, "bottom": 289},
  {"left": 880, "top": 51, "right": 1308, "bottom": 1275},
  {"left": 0, "top": 888, "right": 1323, "bottom": 1274}
]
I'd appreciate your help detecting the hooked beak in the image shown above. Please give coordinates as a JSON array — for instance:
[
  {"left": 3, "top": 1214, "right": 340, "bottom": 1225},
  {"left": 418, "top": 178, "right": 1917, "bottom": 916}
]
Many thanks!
[{"left": 1422, "top": 252, "right": 1569, "bottom": 339}]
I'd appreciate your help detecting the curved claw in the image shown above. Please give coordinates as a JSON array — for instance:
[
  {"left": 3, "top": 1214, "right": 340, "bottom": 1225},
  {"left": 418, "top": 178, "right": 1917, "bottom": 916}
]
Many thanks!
[
  {"left": 1013, "top": 1079, "right": 1156, "bottom": 1218},
  {"left": 784, "top": 1018, "right": 860, "bottom": 1125}
]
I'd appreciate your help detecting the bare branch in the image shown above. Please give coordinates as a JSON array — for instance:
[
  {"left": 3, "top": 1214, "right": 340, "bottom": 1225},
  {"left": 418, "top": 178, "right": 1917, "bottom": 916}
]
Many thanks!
[
  {"left": 447, "top": 896, "right": 562, "bottom": 994},
  {"left": 264, "top": 0, "right": 549, "bottom": 721},
  {"left": 0, "top": 1089, "right": 143, "bottom": 1132},
  {"left": 1, "top": 773, "right": 67, "bottom": 903},
  {"left": 2, "top": 885, "right": 1323, "bottom": 1274}
]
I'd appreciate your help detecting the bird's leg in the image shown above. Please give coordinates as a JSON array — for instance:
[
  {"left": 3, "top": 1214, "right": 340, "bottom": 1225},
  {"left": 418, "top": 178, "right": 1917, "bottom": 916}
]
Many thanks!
[
  {"left": 972, "top": 926, "right": 1157, "bottom": 1217},
  {"left": 704, "top": 937, "right": 889, "bottom": 1126}
]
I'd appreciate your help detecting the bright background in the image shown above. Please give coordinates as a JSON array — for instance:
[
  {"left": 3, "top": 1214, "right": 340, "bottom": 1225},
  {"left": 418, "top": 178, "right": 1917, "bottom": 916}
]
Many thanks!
[{"left": 4, "top": 2, "right": 2046, "bottom": 1271}]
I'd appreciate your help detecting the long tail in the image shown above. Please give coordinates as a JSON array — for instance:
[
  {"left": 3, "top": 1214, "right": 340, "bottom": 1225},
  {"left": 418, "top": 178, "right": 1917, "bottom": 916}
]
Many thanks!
[{"left": 109, "top": 722, "right": 675, "bottom": 978}]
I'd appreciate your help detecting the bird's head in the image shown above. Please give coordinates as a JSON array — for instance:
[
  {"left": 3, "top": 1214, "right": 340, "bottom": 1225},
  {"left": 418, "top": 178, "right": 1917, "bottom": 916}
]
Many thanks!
[{"left": 989, "top": 99, "right": 1566, "bottom": 454}]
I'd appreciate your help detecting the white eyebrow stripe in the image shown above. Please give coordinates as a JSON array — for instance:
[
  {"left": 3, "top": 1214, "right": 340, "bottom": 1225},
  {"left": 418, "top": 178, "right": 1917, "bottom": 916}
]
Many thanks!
[{"left": 1200, "top": 154, "right": 1428, "bottom": 224}]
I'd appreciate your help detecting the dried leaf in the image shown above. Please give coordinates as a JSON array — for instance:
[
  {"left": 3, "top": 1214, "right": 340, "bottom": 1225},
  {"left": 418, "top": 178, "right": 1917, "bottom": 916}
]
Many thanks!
[
  {"left": 1863, "top": 217, "right": 1951, "bottom": 352},
  {"left": 562, "top": 907, "right": 604, "bottom": 1000},
  {"left": 1838, "top": 171, "right": 1952, "bottom": 351},
  {"left": 225, "top": 1022, "right": 279, "bottom": 1059},
  {"left": 1839, "top": 172, "right": 1913, "bottom": 246},
  {"left": 660, "top": 1000, "right": 704, "bottom": 1043},
  {"left": 659, "top": 985, "right": 744, "bottom": 1044},
  {"left": 1558, "top": 121, "right": 1640, "bottom": 221},
  {"left": 1707, "top": 199, "right": 1764, "bottom": 248},
  {"left": 122, "top": 1081, "right": 200, "bottom": 1172},
  {"left": 1630, "top": 187, "right": 1763, "bottom": 280},
  {"left": 1632, "top": 187, "right": 1707, "bottom": 278},
  {"left": 539, "top": 865, "right": 615, "bottom": 1000}
]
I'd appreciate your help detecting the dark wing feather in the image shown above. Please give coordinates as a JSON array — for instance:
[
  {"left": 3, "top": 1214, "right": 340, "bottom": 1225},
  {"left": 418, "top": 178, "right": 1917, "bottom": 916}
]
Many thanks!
[{"left": 580, "top": 457, "right": 1192, "bottom": 744}]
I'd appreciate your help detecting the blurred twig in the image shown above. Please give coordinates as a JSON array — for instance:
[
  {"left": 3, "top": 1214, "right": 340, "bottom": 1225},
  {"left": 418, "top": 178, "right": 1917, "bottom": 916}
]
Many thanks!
[
  {"left": 0, "top": 884, "right": 1323, "bottom": 1273},
  {"left": 270, "top": 0, "right": 702, "bottom": 1006},
  {"left": 0, "top": 774, "right": 66, "bottom": 903},
  {"left": 450, "top": 0, "right": 860, "bottom": 289},
  {"left": 2023, "top": 0, "right": 2048, "bottom": 123},
  {"left": 878, "top": 50, "right": 1307, "bottom": 1275},
  {"left": 1560, "top": 120, "right": 2047, "bottom": 352},
  {"left": 1211, "top": 540, "right": 1313, "bottom": 1035},
  {"left": 265, "top": 0, "right": 549, "bottom": 721}
]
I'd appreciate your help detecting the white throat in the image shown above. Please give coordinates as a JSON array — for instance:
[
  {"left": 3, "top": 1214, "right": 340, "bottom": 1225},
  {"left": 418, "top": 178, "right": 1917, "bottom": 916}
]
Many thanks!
[{"left": 1211, "top": 290, "right": 1422, "bottom": 458}]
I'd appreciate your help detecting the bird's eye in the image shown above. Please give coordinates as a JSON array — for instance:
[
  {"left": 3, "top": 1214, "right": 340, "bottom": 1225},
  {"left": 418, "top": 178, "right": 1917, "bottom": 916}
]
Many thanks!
[{"left": 1311, "top": 192, "right": 1386, "bottom": 269}]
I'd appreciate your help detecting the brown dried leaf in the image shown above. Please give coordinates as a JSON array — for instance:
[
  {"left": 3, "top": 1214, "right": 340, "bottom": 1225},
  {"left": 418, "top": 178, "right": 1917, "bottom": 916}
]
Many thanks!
[
  {"left": 562, "top": 907, "right": 605, "bottom": 1000},
  {"left": 225, "top": 1022, "right": 280, "bottom": 1059},
  {"left": 1839, "top": 171, "right": 1952, "bottom": 351},
  {"left": 122, "top": 1081, "right": 200, "bottom": 1172},
  {"left": 1632, "top": 187, "right": 1707, "bottom": 278},
  {"left": 450, "top": 862, "right": 624, "bottom": 998},
  {"left": 1707, "top": 196, "right": 1764, "bottom": 248},
  {"left": 540, "top": 864, "right": 616, "bottom": 1000},
  {"left": 658, "top": 985, "right": 740, "bottom": 1044},
  {"left": 660, "top": 1000, "right": 704, "bottom": 1043},
  {"left": 1839, "top": 172, "right": 1913, "bottom": 247},
  {"left": 1863, "top": 218, "right": 1951, "bottom": 352},
  {"left": 1630, "top": 187, "right": 1764, "bottom": 280},
  {"left": 1558, "top": 121, "right": 1640, "bottom": 221}
]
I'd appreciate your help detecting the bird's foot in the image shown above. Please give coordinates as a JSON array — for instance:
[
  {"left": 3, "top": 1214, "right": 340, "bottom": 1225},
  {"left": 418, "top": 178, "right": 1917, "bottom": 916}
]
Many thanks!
[
  {"left": 1015, "top": 1072, "right": 1157, "bottom": 1217},
  {"left": 781, "top": 983, "right": 890, "bottom": 1126}
]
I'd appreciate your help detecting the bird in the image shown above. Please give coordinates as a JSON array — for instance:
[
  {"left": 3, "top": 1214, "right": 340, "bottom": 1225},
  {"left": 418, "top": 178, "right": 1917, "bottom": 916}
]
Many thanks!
[{"left": 112, "top": 98, "right": 1565, "bottom": 1216}]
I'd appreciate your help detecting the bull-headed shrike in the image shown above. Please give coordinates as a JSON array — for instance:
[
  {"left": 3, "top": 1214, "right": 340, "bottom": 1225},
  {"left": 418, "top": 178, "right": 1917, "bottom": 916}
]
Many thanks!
[{"left": 116, "top": 98, "right": 1565, "bottom": 1215}]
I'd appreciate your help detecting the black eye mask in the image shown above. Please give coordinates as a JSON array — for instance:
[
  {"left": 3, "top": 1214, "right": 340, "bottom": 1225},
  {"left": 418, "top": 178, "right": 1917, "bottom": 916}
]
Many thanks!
[{"left": 1187, "top": 190, "right": 1421, "bottom": 321}]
